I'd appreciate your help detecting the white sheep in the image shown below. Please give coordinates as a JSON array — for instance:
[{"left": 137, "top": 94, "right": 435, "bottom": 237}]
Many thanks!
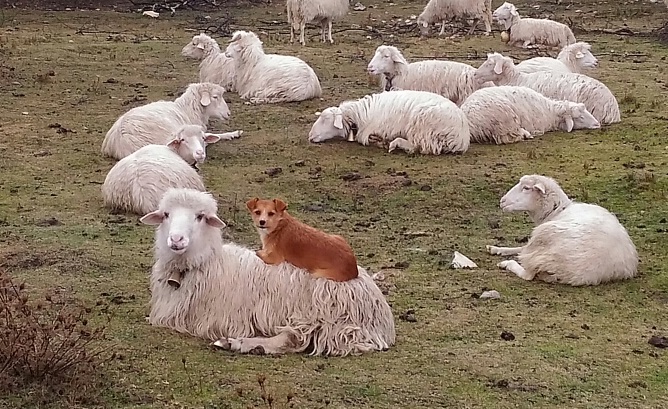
[
  {"left": 224, "top": 30, "right": 322, "bottom": 104},
  {"left": 140, "top": 188, "right": 396, "bottom": 356},
  {"left": 487, "top": 174, "right": 638, "bottom": 286},
  {"left": 473, "top": 52, "right": 621, "bottom": 125},
  {"left": 286, "top": 0, "right": 349, "bottom": 45},
  {"left": 308, "top": 90, "right": 470, "bottom": 155},
  {"left": 102, "top": 125, "right": 225, "bottom": 215},
  {"left": 367, "top": 45, "right": 491, "bottom": 106},
  {"left": 461, "top": 86, "right": 601, "bottom": 144},
  {"left": 181, "top": 33, "right": 235, "bottom": 92},
  {"left": 517, "top": 42, "right": 598, "bottom": 75},
  {"left": 493, "top": 2, "right": 576, "bottom": 48},
  {"left": 101, "top": 82, "right": 242, "bottom": 160},
  {"left": 417, "top": 0, "right": 493, "bottom": 36}
]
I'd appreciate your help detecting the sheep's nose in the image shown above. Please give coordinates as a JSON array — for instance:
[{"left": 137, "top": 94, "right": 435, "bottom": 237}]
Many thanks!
[{"left": 194, "top": 150, "right": 205, "bottom": 161}]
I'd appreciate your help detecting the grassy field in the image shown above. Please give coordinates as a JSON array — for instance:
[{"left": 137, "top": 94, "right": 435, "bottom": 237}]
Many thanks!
[{"left": 1, "top": 0, "right": 668, "bottom": 407}]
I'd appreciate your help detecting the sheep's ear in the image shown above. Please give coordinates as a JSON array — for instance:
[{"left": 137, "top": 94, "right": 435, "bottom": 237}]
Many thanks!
[
  {"left": 196, "top": 43, "right": 205, "bottom": 50},
  {"left": 166, "top": 138, "right": 182, "bottom": 149},
  {"left": 273, "top": 199, "right": 287, "bottom": 212},
  {"left": 575, "top": 51, "right": 584, "bottom": 59},
  {"left": 421, "top": 21, "right": 428, "bottom": 28},
  {"left": 200, "top": 91, "right": 211, "bottom": 107},
  {"left": 333, "top": 113, "right": 344, "bottom": 129},
  {"left": 561, "top": 115, "right": 575, "bottom": 132},
  {"left": 140, "top": 211, "right": 164, "bottom": 225},
  {"left": 533, "top": 183, "right": 546, "bottom": 195},
  {"left": 205, "top": 215, "right": 226, "bottom": 228},
  {"left": 493, "top": 59, "right": 504, "bottom": 75},
  {"left": 391, "top": 52, "right": 404, "bottom": 64},
  {"left": 246, "top": 197, "right": 259, "bottom": 210},
  {"left": 203, "top": 133, "right": 221, "bottom": 144}
]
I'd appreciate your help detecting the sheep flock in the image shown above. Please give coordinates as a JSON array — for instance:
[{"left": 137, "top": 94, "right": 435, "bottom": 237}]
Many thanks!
[{"left": 7, "top": 0, "right": 668, "bottom": 404}]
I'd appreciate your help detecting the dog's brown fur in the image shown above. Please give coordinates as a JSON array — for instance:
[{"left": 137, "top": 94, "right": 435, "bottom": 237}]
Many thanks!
[{"left": 246, "top": 197, "right": 359, "bottom": 282}]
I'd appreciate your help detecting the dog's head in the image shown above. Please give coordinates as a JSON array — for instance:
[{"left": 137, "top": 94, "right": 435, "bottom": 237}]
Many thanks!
[{"left": 246, "top": 197, "right": 287, "bottom": 233}]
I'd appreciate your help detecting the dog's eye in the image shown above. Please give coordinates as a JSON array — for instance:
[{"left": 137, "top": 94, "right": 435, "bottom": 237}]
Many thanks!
[
  {"left": 164, "top": 212, "right": 169, "bottom": 219},
  {"left": 268, "top": 212, "right": 275, "bottom": 216},
  {"left": 196, "top": 214, "right": 204, "bottom": 221},
  {"left": 254, "top": 210, "right": 261, "bottom": 215}
]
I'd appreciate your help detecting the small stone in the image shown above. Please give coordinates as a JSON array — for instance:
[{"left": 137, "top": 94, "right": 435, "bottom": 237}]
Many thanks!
[
  {"left": 264, "top": 167, "right": 282, "bottom": 177},
  {"left": 341, "top": 172, "right": 362, "bottom": 181},
  {"left": 479, "top": 290, "right": 501, "bottom": 300},
  {"left": 500, "top": 331, "right": 515, "bottom": 341}
]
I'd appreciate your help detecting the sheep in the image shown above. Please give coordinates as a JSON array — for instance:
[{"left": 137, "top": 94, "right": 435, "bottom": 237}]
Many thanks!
[
  {"left": 224, "top": 30, "right": 322, "bottom": 104},
  {"left": 101, "top": 82, "right": 242, "bottom": 160},
  {"left": 366, "top": 45, "right": 492, "bottom": 106},
  {"left": 473, "top": 52, "right": 621, "bottom": 125},
  {"left": 460, "top": 86, "right": 601, "bottom": 145},
  {"left": 308, "top": 90, "right": 470, "bottom": 155},
  {"left": 493, "top": 2, "right": 576, "bottom": 49},
  {"left": 181, "top": 33, "right": 235, "bottom": 92},
  {"left": 140, "top": 188, "right": 396, "bottom": 356},
  {"left": 517, "top": 42, "right": 598, "bottom": 75},
  {"left": 487, "top": 174, "right": 638, "bottom": 286},
  {"left": 102, "top": 125, "right": 225, "bottom": 215},
  {"left": 417, "top": 0, "right": 493, "bottom": 37},
  {"left": 286, "top": 0, "right": 349, "bottom": 45}
]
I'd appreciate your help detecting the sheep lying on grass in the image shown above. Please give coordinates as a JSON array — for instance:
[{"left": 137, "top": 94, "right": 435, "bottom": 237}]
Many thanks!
[
  {"left": 101, "top": 82, "right": 241, "bottom": 160},
  {"left": 140, "top": 188, "right": 396, "bottom": 356},
  {"left": 181, "top": 33, "right": 235, "bottom": 92},
  {"left": 461, "top": 86, "right": 600, "bottom": 144},
  {"left": 487, "top": 175, "right": 638, "bottom": 286},
  {"left": 224, "top": 30, "right": 322, "bottom": 104},
  {"left": 308, "top": 90, "right": 470, "bottom": 155},
  {"left": 417, "top": 0, "right": 493, "bottom": 36},
  {"left": 367, "top": 45, "right": 491, "bottom": 105},
  {"left": 286, "top": 0, "right": 349, "bottom": 45},
  {"left": 473, "top": 52, "right": 620, "bottom": 125},
  {"left": 493, "top": 2, "right": 575, "bottom": 48},
  {"left": 517, "top": 42, "right": 598, "bottom": 75},
  {"left": 102, "top": 125, "right": 222, "bottom": 215}
]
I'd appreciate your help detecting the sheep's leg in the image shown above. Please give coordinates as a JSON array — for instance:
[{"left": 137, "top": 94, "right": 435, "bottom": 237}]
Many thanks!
[
  {"left": 290, "top": 23, "right": 295, "bottom": 44},
  {"left": 439, "top": 20, "right": 447, "bottom": 36},
  {"left": 388, "top": 137, "right": 416, "bottom": 154},
  {"left": 521, "top": 128, "right": 534, "bottom": 139},
  {"left": 319, "top": 20, "right": 327, "bottom": 42},
  {"left": 486, "top": 245, "right": 524, "bottom": 256},
  {"left": 213, "top": 332, "right": 298, "bottom": 355},
  {"left": 327, "top": 19, "right": 334, "bottom": 44},
  {"left": 468, "top": 18, "right": 480, "bottom": 35},
  {"left": 299, "top": 21, "right": 306, "bottom": 45},
  {"left": 498, "top": 260, "right": 536, "bottom": 281},
  {"left": 205, "top": 130, "right": 243, "bottom": 140},
  {"left": 483, "top": 12, "right": 492, "bottom": 35}
]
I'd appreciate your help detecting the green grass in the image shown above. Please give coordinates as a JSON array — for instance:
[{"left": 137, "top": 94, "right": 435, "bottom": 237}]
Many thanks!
[{"left": 1, "top": 0, "right": 668, "bottom": 407}]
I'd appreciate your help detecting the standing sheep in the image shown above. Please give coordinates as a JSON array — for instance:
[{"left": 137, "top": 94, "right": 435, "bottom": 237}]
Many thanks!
[
  {"left": 286, "top": 0, "right": 349, "bottom": 45},
  {"left": 224, "top": 30, "right": 322, "bottom": 104},
  {"left": 473, "top": 52, "right": 621, "bottom": 125},
  {"left": 181, "top": 33, "right": 236, "bottom": 92},
  {"left": 308, "top": 90, "right": 470, "bottom": 155},
  {"left": 101, "top": 82, "right": 242, "bottom": 160},
  {"left": 102, "top": 125, "right": 224, "bottom": 215},
  {"left": 367, "top": 45, "right": 491, "bottom": 105},
  {"left": 493, "top": 2, "right": 576, "bottom": 48},
  {"left": 140, "top": 188, "right": 396, "bottom": 356},
  {"left": 487, "top": 174, "right": 638, "bottom": 286},
  {"left": 517, "top": 42, "right": 598, "bottom": 75},
  {"left": 417, "top": 0, "right": 493, "bottom": 36},
  {"left": 461, "top": 86, "right": 600, "bottom": 144}
]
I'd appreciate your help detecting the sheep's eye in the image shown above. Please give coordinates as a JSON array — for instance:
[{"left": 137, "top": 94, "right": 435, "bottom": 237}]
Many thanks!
[
  {"left": 268, "top": 212, "right": 275, "bottom": 217},
  {"left": 522, "top": 186, "right": 531, "bottom": 191},
  {"left": 254, "top": 210, "right": 261, "bottom": 215},
  {"left": 164, "top": 212, "right": 169, "bottom": 218},
  {"left": 212, "top": 95, "right": 219, "bottom": 99},
  {"left": 196, "top": 214, "right": 204, "bottom": 221}
]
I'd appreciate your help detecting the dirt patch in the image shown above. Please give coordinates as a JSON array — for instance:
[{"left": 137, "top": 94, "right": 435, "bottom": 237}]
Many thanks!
[{"left": 0, "top": 246, "right": 111, "bottom": 275}]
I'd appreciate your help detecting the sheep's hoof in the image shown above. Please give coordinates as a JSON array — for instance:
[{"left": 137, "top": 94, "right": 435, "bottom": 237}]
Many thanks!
[
  {"left": 248, "top": 345, "right": 266, "bottom": 355},
  {"left": 486, "top": 245, "right": 496, "bottom": 255},
  {"left": 235, "top": 130, "right": 243, "bottom": 138},
  {"left": 497, "top": 260, "right": 512, "bottom": 269},
  {"left": 212, "top": 338, "right": 232, "bottom": 350}
]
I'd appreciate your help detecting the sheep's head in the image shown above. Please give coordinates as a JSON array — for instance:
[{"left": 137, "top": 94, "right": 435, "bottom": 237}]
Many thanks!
[
  {"left": 416, "top": 12, "right": 434, "bottom": 36},
  {"left": 224, "top": 30, "right": 262, "bottom": 58},
  {"left": 367, "top": 45, "right": 407, "bottom": 76},
  {"left": 166, "top": 124, "right": 221, "bottom": 165},
  {"left": 181, "top": 33, "right": 218, "bottom": 60},
  {"left": 568, "top": 42, "right": 598, "bottom": 71},
  {"left": 308, "top": 107, "right": 347, "bottom": 143},
  {"left": 141, "top": 188, "right": 226, "bottom": 255},
  {"left": 473, "top": 53, "right": 514, "bottom": 84},
  {"left": 559, "top": 102, "right": 600, "bottom": 132},
  {"left": 492, "top": 2, "right": 517, "bottom": 29},
  {"left": 188, "top": 83, "right": 230, "bottom": 120},
  {"left": 500, "top": 175, "right": 557, "bottom": 214}
]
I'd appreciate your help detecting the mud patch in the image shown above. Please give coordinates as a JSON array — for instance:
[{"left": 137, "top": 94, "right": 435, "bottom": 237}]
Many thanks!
[{"left": 0, "top": 245, "right": 111, "bottom": 275}]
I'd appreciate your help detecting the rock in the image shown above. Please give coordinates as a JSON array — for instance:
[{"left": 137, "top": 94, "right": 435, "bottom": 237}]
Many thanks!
[
  {"left": 479, "top": 290, "right": 501, "bottom": 300},
  {"left": 341, "top": 172, "right": 362, "bottom": 181},
  {"left": 648, "top": 335, "right": 668, "bottom": 348},
  {"left": 353, "top": 2, "right": 366, "bottom": 11},
  {"left": 500, "top": 331, "right": 515, "bottom": 341},
  {"left": 264, "top": 167, "right": 282, "bottom": 177},
  {"left": 450, "top": 251, "right": 478, "bottom": 269},
  {"left": 399, "top": 309, "right": 417, "bottom": 322}
]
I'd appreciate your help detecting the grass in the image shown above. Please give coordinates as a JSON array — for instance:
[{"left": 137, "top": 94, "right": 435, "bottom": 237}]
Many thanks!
[{"left": 0, "top": 0, "right": 667, "bottom": 407}]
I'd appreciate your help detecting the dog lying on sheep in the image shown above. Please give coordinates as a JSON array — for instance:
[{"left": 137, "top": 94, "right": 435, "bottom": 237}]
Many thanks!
[
  {"left": 487, "top": 174, "right": 638, "bottom": 286},
  {"left": 181, "top": 33, "right": 236, "bottom": 92},
  {"left": 141, "top": 188, "right": 395, "bottom": 356}
]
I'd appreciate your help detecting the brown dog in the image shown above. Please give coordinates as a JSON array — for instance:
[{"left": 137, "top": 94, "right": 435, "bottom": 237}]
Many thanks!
[{"left": 246, "top": 197, "right": 359, "bottom": 282}]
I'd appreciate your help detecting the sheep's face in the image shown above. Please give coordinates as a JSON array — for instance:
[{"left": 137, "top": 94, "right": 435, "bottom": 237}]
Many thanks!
[
  {"left": 561, "top": 102, "right": 600, "bottom": 132},
  {"left": 308, "top": 108, "right": 347, "bottom": 143},
  {"left": 167, "top": 125, "right": 221, "bottom": 164},
  {"left": 140, "top": 192, "right": 226, "bottom": 255},
  {"left": 416, "top": 14, "right": 432, "bottom": 36},
  {"left": 574, "top": 45, "right": 598, "bottom": 70},
  {"left": 367, "top": 46, "right": 403, "bottom": 75},
  {"left": 199, "top": 85, "right": 230, "bottom": 120},
  {"left": 500, "top": 176, "right": 547, "bottom": 213},
  {"left": 182, "top": 35, "right": 207, "bottom": 59},
  {"left": 224, "top": 41, "right": 241, "bottom": 59},
  {"left": 492, "top": 2, "right": 516, "bottom": 29},
  {"left": 473, "top": 54, "right": 509, "bottom": 84}
]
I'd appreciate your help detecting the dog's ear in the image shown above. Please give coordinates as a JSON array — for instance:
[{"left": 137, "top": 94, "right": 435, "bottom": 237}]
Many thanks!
[
  {"left": 246, "top": 197, "right": 259, "bottom": 211},
  {"left": 273, "top": 198, "right": 287, "bottom": 212}
]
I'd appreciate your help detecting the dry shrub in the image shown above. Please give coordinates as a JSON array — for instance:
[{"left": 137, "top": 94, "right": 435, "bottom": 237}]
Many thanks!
[{"left": 0, "top": 268, "right": 113, "bottom": 406}]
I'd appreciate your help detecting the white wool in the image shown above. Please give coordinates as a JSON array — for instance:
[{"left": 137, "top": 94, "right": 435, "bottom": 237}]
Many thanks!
[
  {"left": 367, "top": 45, "right": 493, "bottom": 106},
  {"left": 491, "top": 175, "right": 638, "bottom": 286},
  {"left": 286, "top": 0, "right": 349, "bottom": 45},
  {"left": 517, "top": 42, "right": 598, "bottom": 75},
  {"left": 461, "top": 85, "right": 600, "bottom": 144},
  {"left": 493, "top": 2, "right": 576, "bottom": 48},
  {"left": 473, "top": 52, "right": 620, "bottom": 125},
  {"left": 417, "top": 0, "right": 493, "bottom": 36},
  {"left": 143, "top": 188, "right": 396, "bottom": 356},
  {"left": 101, "top": 82, "right": 231, "bottom": 160},
  {"left": 101, "top": 125, "right": 209, "bottom": 215},
  {"left": 224, "top": 30, "right": 322, "bottom": 104},
  {"left": 308, "top": 90, "right": 470, "bottom": 155},
  {"left": 181, "top": 33, "right": 236, "bottom": 92}
]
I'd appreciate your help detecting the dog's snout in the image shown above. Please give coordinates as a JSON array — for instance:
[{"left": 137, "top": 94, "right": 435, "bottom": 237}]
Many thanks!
[{"left": 259, "top": 219, "right": 266, "bottom": 226}]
